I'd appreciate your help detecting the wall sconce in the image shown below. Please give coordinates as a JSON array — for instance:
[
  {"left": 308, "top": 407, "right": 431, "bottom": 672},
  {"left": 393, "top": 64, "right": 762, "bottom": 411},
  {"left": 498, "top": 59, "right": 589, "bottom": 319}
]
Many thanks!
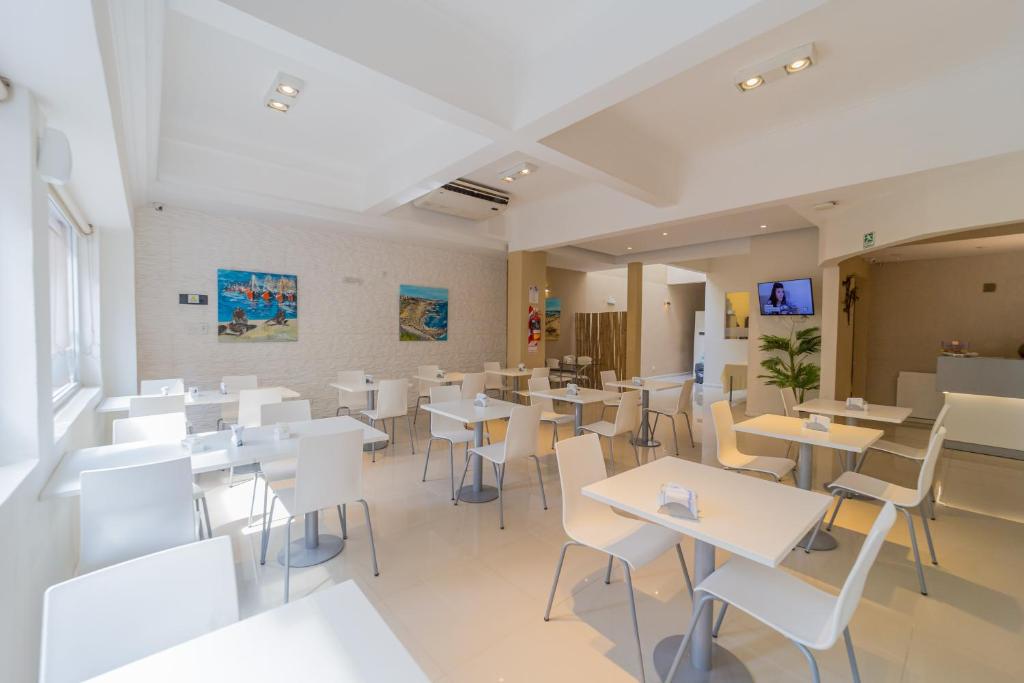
[{"left": 664, "top": 300, "right": 672, "bottom": 308}]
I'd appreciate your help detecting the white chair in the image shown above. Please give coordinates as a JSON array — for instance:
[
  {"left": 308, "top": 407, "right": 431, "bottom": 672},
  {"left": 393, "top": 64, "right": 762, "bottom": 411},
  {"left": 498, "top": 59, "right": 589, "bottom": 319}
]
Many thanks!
[
  {"left": 111, "top": 413, "right": 212, "bottom": 539},
  {"left": 530, "top": 366, "right": 550, "bottom": 379},
  {"left": 544, "top": 434, "right": 692, "bottom": 683},
  {"left": 459, "top": 403, "right": 544, "bottom": 529},
  {"left": 483, "top": 361, "right": 505, "bottom": 398},
  {"left": 40, "top": 536, "right": 238, "bottom": 683},
  {"left": 646, "top": 379, "right": 696, "bottom": 454},
  {"left": 422, "top": 385, "right": 474, "bottom": 499},
  {"left": 666, "top": 503, "right": 898, "bottom": 683},
  {"left": 261, "top": 399, "right": 312, "bottom": 426},
  {"left": 335, "top": 369, "right": 368, "bottom": 416},
  {"left": 128, "top": 394, "right": 185, "bottom": 418},
  {"left": 599, "top": 369, "right": 621, "bottom": 420},
  {"left": 546, "top": 357, "right": 566, "bottom": 386},
  {"left": 414, "top": 364, "right": 439, "bottom": 424},
  {"left": 218, "top": 374, "right": 258, "bottom": 428},
  {"left": 460, "top": 371, "right": 486, "bottom": 399},
  {"left": 528, "top": 376, "right": 574, "bottom": 448},
  {"left": 361, "top": 378, "right": 415, "bottom": 461},
  {"left": 780, "top": 387, "right": 799, "bottom": 460},
  {"left": 78, "top": 458, "right": 197, "bottom": 574},
  {"left": 576, "top": 355, "right": 593, "bottom": 385},
  {"left": 249, "top": 400, "right": 315, "bottom": 525},
  {"left": 711, "top": 400, "right": 796, "bottom": 483},
  {"left": 139, "top": 377, "right": 184, "bottom": 395},
  {"left": 580, "top": 389, "right": 641, "bottom": 472},
  {"left": 260, "top": 430, "right": 379, "bottom": 602},
  {"left": 237, "top": 387, "right": 284, "bottom": 427},
  {"left": 818, "top": 427, "right": 947, "bottom": 595}
]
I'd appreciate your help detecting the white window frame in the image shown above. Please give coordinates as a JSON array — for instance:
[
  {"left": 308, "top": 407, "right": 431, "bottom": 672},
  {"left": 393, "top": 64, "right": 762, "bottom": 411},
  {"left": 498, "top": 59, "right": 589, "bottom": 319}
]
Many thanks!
[{"left": 49, "top": 197, "right": 81, "bottom": 408}]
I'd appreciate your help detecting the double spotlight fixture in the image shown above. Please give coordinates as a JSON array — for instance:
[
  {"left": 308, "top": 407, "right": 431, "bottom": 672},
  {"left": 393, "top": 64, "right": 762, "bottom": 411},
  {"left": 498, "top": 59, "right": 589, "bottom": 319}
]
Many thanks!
[
  {"left": 735, "top": 43, "right": 816, "bottom": 92},
  {"left": 265, "top": 72, "right": 304, "bottom": 113}
]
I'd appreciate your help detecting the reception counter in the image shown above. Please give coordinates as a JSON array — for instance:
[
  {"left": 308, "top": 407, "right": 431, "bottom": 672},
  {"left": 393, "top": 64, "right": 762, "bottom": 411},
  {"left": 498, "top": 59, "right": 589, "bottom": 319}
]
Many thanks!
[{"left": 937, "top": 356, "right": 1024, "bottom": 460}]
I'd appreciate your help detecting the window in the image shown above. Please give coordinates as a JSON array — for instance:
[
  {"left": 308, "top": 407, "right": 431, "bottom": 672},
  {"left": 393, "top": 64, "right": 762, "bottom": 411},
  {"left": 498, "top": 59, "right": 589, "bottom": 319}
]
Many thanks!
[{"left": 49, "top": 198, "right": 79, "bottom": 404}]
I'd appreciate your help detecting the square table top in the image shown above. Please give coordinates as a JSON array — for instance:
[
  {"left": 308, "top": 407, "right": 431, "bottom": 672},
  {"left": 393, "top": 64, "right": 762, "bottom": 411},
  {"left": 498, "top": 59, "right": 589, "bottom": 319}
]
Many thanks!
[
  {"left": 733, "top": 414, "right": 883, "bottom": 453},
  {"left": 87, "top": 580, "right": 428, "bottom": 682},
  {"left": 97, "top": 387, "right": 300, "bottom": 414},
  {"left": 422, "top": 398, "right": 516, "bottom": 423},
  {"left": 529, "top": 387, "right": 621, "bottom": 405},
  {"left": 794, "top": 398, "right": 912, "bottom": 424},
  {"left": 583, "top": 457, "right": 831, "bottom": 567},
  {"left": 330, "top": 379, "right": 410, "bottom": 393},
  {"left": 41, "top": 416, "right": 387, "bottom": 500},
  {"left": 485, "top": 367, "right": 534, "bottom": 378},
  {"left": 605, "top": 378, "right": 683, "bottom": 392},
  {"left": 413, "top": 372, "right": 465, "bottom": 384}
]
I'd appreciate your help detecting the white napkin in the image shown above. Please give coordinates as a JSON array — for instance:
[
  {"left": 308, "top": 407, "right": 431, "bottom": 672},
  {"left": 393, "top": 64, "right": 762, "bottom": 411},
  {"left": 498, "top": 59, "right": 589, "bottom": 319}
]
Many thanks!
[
  {"left": 804, "top": 414, "right": 832, "bottom": 432},
  {"left": 845, "top": 397, "right": 867, "bottom": 411},
  {"left": 473, "top": 393, "right": 490, "bottom": 407},
  {"left": 566, "top": 383, "right": 579, "bottom": 396},
  {"left": 219, "top": 382, "right": 227, "bottom": 395},
  {"left": 658, "top": 483, "right": 699, "bottom": 520}
]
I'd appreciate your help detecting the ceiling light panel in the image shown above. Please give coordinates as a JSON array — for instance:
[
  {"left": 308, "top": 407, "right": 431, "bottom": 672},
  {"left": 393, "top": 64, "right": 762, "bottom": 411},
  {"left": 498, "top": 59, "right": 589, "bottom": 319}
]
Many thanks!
[
  {"left": 735, "top": 43, "right": 816, "bottom": 92},
  {"left": 265, "top": 71, "right": 304, "bottom": 114},
  {"left": 499, "top": 162, "right": 538, "bottom": 183}
]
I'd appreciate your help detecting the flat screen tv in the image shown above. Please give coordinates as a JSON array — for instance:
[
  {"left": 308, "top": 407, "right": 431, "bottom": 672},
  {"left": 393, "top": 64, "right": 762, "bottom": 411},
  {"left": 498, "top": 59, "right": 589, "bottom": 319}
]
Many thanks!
[{"left": 757, "top": 278, "right": 814, "bottom": 316}]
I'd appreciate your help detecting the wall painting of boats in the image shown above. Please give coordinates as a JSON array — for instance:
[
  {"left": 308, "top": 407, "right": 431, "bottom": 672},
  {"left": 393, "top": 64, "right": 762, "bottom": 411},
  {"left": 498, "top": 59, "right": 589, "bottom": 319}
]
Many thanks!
[
  {"left": 399, "top": 284, "right": 448, "bottom": 341},
  {"left": 217, "top": 269, "right": 298, "bottom": 342}
]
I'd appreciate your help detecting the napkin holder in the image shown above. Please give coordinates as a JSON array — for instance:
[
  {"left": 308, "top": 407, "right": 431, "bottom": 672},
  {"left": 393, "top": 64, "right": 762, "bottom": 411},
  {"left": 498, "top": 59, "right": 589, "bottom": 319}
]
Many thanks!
[
  {"left": 219, "top": 381, "right": 227, "bottom": 395},
  {"left": 657, "top": 483, "right": 699, "bottom": 520},
  {"left": 845, "top": 397, "right": 867, "bottom": 411},
  {"left": 274, "top": 422, "right": 290, "bottom": 441},
  {"left": 188, "top": 385, "right": 199, "bottom": 397},
  {"left": 473, "top": 393, "right": 490, "bottom": 408},
  {"left": 632, "top": 376, "right": 644, "bottom": 386},
  {"left": 517, "top": 363, "right": 527, "bottom": 372},
  {"left": 803, "top": 414, "right": 831, "bottom": 432},
  {"left": 229, "top": 424, "right": 245, "bottom": 447},
  {"left": 436, "top": 369, "right": 445, "bottom": 378},
  {"left": 365, "top": 374, "right": 374, "bottom": 384},
  {"left": 566, "top": 383, "right": 579, "bottom": 396},
  {"left": 181, "top": 436, "right": 205, "bottom": 454}
]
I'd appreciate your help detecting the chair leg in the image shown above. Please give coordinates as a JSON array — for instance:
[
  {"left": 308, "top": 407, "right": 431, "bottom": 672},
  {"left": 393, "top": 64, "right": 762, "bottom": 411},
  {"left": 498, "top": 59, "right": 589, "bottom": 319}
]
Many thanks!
[
  {"left": 529, "top": 455, "right": 548, "bottom": 510},
  {"left": 340, "top": 503, "right": 348, "bottom": 539},
  {"left": 899, "top": 506, "right": 928, "bottom": 595},
  {"left": 284, "top": 516, "right": 293, "bottom": 603},
  {"left": 929, "top": 485, "right": 937, "bottom": 519},
  {"left": 260, "top": 496, "right": 278, "bottom": 565},
  {"left": 493, "top": 462, "right": 505, "bottom": 529},
  {"left": 454, "top": 456, "right": 471, "bottom": 505},
  {"left": 422, "top": 438, "right": 434, "bottom": 482},
  {"left": 683, "top": 411, "right": 695, "bottom": 448},
  {"left": 804, "top": 504, "right": 832, "bottom": 554},
  {"left": 675, "top": 543, "right": 693, "bottom": 597},
  {"left": 606, "top": 436, "right": 615, "bottom": 475},
  {"left": 712, "top": 602, "right": 728, "bottom": 638},
  {"left": 360, "top": 499, "right": 380, "bottom": 576},
  {"left": 670, "top": 415, "right": 680, "bottom": 456},
  {"left": 550, "top": 422, "right": 557, "bottom": 449},
  {"left": 629, "top": 431, "right": 641, "bottom": 466},
  {"left": 665, "top": 593, "right": 716, "bottom": 682},
  {"left": 826, "top": 490, "right": 848, "bottom": 531},
  {"left": 919, "top": 503, "right": 938, "bottom": 565},
  {"left": 544, "top": 541, "right": 576, "bottom": 621},
  {"left": 201, "top": 496, "right": 213, "bottom": 539},
  {"left": 793, "top": 641, "right": 822, "bottom": 683},
  {"left": 195, "top": 500, "right": 203, "bottom": 539},
  {"left": 406, "top": 415, "right": 416, "bottom": 453},
  {"left": 247, "top": 475, "right": 260, "bottom": 527},
  {"left": 604, "top": 555, "right": 614, "bottom": 584},
  {"left": 260, "top": 477, "right": 270, "bottom": 529},
  {"left": 620, "top": 561, "right": 646, "bottom": 683},
  {"left": 844, "top": 627, "right": 862, "bottom": 683}
]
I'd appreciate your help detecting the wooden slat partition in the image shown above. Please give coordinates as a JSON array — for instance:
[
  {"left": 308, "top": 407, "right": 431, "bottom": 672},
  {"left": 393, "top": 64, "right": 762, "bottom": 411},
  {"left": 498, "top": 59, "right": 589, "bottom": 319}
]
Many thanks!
[{"left": 574, "top": 311, "right": 628, "bottom": 385}]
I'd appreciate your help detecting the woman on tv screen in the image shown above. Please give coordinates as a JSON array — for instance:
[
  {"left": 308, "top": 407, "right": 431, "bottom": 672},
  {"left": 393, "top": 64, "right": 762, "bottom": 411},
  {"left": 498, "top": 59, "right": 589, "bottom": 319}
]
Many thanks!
[{"left": 758, "top": 278, "right": 814, "bottom": 315}]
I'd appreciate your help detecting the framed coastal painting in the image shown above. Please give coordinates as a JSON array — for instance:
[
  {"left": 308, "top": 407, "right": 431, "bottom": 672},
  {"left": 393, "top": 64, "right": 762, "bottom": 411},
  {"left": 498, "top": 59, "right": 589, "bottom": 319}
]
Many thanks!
[
  {"left": 217, "top": 269, "right": 298, "bottom": 342},
  {"left": 399, "top": 284, "right": 448, "bottom": 341},
  {"left": 545, "top": 297, "right": 561, "bottom": 340}
]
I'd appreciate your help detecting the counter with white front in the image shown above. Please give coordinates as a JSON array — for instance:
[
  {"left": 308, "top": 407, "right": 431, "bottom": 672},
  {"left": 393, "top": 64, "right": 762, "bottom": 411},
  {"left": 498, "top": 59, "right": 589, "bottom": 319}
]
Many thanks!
[{"left": 936, "top": 356, "right": 1024, "bottom": 460}]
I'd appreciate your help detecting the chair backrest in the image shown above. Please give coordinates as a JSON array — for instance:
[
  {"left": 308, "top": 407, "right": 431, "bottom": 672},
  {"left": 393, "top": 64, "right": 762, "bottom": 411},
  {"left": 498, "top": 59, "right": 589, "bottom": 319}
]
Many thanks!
[
  {"left": 612, "top": 389, "right": 640, "bottom": 434},
  {"left": 222, "top": 375, "right": 258, "bottom": 392},
  {"left": 780, "top": 387, "right": 798, "bottom": 417},
  {"left": 503, "top": 404, "right": 542, "bottom": 461},
  {"left": 293, "top": 430, "right": 364, "bottom": 514},
  {"left": 563, "top": 355, "right": 575, "bottom": 364},
  {"left": 128, "top": 394, "right": 185, "bottom": 418},
  {"left": 40, "top": 536, "right": 238, "bottom": 683},
  {"left": 112, "top": 412, "right": 187, "bottom": 445},
  {"left": 930, "top": 403, "right": 951, "bottom": 440},
  {"left": 555, "top": 434, "right": 611, "bottom": 539},
  {"left": 483, "top": 361, "right": 503, "bottom": 390},
  {"left": 429, "top": 384, "right": 464, "bottom": 434},
  {"left": 336, "top": 370, "right": 367, "bottom": 410},
  {"left": 710, "top": 400, "right": 745, "bottom": 467},
  {"left": 546, "top": 358, "right": 560, "bottom": 369},
  {"left": 375, "top": 379, "right": 409, "bottom": 418},
  {"left": 915, "top": 426, "right": 947, "bottom": 504},
  {"left": 528, "top": 376, "right": 555, "bottom": 413},
  {"left": 261, "top": 399, "right": 312, "bottom": 425},
  {"left": 530, "top": 366, "right": 550, "bottom": 379},
  {"left": 577, "top": 356, "right": 592, "bottom": 367},
  {"left": 78, "top": 458, "right": 196, "bottom": 573},
  {"left": 237, "top": 387, "right": 283, "bottom": 427},
  {"left": 417, "top": 365, "right": 440, "bottom": 396},
  {"left": 600, "top": 370, "right": 617, "bottom": 390},
  {"left": 820, "top": 502, "right": 898, "bottom": 649},
  {"left": 677, "top": 378, "right": 695, "bottom": 414},
  {"left": 139, "top": 378, "right": 184, "bottom": 395},
  {"left": 460, "top": 372, "right": 486, "bottom": 399}
]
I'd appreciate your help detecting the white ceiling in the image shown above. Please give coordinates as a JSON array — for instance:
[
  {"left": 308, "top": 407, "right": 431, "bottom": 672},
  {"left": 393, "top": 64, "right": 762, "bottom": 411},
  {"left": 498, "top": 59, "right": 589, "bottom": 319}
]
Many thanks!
[{"left": 869, "top": 225, "right": 1024, "bottom": 263}]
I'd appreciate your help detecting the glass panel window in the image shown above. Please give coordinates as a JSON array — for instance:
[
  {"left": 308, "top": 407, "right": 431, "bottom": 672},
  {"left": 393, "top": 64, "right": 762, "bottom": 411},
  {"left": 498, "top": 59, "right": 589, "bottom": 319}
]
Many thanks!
[{"left": 49, "top": 198, "right": 79, "bottom": 402}]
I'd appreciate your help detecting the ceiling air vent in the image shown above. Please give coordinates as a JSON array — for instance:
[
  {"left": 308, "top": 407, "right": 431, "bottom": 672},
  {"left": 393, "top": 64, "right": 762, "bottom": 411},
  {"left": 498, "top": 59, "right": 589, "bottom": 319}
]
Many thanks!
[{"left": 413, "top": 179, "right": 510, "bottom": 221}]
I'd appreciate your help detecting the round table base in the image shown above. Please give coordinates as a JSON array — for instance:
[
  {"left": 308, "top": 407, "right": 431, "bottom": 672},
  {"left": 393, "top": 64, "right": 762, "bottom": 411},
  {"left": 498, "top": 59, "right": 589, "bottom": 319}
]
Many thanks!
[
  {"left": 653, "top": 635, "right": 754, "bottom": 682},
  {"left": 277, "top": 534, "right": 345, "bottom": 568},
  {"left": 797, "top": 528, "right": 838, "bottom": 551},
  {"left": 631, "top": 437, "right": 662, "bottom": 448},
  {"left": 363, "top": 441, "right": 387, "bottom": 453},
  {"left": 457, "top": 484, "right": 499, "bottom": 503}
]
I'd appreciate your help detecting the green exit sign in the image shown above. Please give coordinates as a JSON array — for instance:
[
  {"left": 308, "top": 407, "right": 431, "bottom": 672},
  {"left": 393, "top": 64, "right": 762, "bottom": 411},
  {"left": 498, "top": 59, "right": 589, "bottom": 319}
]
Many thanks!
[{"left": 863, "top": 231, "right": 875, "bottom": 248}]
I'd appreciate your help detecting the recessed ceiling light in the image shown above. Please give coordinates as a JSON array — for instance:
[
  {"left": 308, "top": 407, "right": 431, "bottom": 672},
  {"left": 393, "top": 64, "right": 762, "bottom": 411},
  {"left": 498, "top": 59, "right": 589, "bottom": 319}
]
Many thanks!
[
  {"left": 760, "top": 224, "right": 768, "bottom": 230},
  {"left": 265, "top": 72, "right": 304, "bottom": 114},
  {"left": 662, "top": 232, "right": 669, "bottom": 236},
  {"left": 498, "top": 162, "right": 538, "bottom": 183},
  {"left": 266, "top": 100, "right": 289, "bottom": 112},
  {"left": 813, "top": 200, "right": 838, "bottom": 211},
  {"left": 785, "top": 57, "right": 812, "bottom": 74},
  {"left": 735, "top": 43, "right": 816, "bottom": 92},
  {"left": 626, "top": 246, "right": 633, "bottom": 250},
  {"left": 276, "top": 83, "right": 299, "bottom": 97},
  {"left": 501, "top": 176, "right": 515, "bottom": 183},
  {"left": 738, "top": 76, "right": 764, "bottom": 91}
]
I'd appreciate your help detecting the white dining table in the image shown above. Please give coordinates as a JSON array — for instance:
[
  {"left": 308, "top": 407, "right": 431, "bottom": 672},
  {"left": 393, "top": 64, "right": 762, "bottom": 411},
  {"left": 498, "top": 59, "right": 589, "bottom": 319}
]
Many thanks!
[
  {"left": 42, "top": 416, "right": 388, "bottom": 568},
  {"left": 528, "top": 386, "right": 621, "bottom": 436},
  {"left": 97, "top": 387, "right": 301, "bottom": 414},
  {"left": 732, "top": 414, "right": 882, "bottom": 550},
  {"left": 583, "top": 457, "right": 830, "bottom": 682},
  {"left": 795, "top": 398, "right": 912, "bottom": 470},
  {"left": 86, "top": 579, "right": 428, "bottom": 682},
  {"left": 423, "top": 398, "right": 515, "bottom": 503},
  {"left": 330, "top": 379, "right": 410, "bottom": 452},
  {"left": 484, "top": 367, "right": 533, "bottom": 401},
  {"left": 413, "top": 371, "right": 465, "bottom": 385},
  {"left": 606, "top": 379, "right": 684, "bottom": 448}
]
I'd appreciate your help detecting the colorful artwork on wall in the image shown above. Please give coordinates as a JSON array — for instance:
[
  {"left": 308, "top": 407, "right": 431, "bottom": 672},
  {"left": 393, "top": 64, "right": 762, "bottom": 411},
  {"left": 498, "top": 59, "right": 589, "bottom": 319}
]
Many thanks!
[
  {"left": 528, "top": 305, "right": 542, "bottom": 353},
  {"left": 400, "top": 284, "right": 448, "bottom": 341},
  {"left": 217, "top": 269, "right": 298, "bottom": 342},
  {"left": 545, "top": 297, "right": 561, "bottom": 340}
]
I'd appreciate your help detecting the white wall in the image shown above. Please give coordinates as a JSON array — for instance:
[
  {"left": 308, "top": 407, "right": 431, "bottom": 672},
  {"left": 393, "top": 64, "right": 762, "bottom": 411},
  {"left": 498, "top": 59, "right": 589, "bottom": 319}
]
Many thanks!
[{"left": 133, "top": 206, "right": 507, "bottom": 430}]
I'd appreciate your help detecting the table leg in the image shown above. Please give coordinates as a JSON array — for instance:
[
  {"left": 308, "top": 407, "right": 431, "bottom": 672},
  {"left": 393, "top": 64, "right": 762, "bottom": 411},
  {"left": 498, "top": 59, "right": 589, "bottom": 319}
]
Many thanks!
[
  {"left": 363, "top": 388, "right": 386, "bottom": 453},
  {"left": 457, "top": 421, "right": 498, "bottom": 503},
  {"left": 574, "top": 403, "right": 583, "bottom": 435},
  {"left": 796, "top": 442, "right": 838, "bottom": 551},
  {"left": 653, "top": 540, "right": 753, "bottom": 682},
  {"left": 277, "top": 511, "right": 345, "bottom": 567},
  {"left": 632, "top": 389, "right": 661, "bottom": 448}
]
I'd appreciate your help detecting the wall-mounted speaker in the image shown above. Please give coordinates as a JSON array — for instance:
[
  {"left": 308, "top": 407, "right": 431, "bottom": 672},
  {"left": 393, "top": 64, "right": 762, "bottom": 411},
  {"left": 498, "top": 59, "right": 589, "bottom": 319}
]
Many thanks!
[{"left": 37, "top": 127, "right": 72, "bottom": 185}]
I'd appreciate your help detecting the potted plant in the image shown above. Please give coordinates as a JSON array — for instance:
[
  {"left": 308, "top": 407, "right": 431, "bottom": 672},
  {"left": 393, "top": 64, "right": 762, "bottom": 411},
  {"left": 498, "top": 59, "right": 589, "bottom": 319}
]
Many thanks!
[{"left": 758, "top": 324, "right": 821, "bottom": 403}]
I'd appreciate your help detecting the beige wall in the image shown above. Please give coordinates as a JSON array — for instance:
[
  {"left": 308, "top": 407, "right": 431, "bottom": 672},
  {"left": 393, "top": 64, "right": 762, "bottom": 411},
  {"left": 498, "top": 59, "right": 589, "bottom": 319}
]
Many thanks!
[
  {"left": 507, "top": 250, "right": 547, "bottom": 368},
  {"left": 865, "top": 250, "right": 1024, "bottom": 404},
  {"left": 834, "top": 256, "right": 871, "bottom": 400},
  {"left": 544, "top": 265, "right": 704, "bottom": 376}
]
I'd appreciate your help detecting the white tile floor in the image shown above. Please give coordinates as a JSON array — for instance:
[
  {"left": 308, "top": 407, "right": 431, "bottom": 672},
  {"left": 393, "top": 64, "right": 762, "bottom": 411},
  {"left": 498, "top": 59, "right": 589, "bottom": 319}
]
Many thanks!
[{"left": 200, "top": 393, "right": 1024, "bottom": 682}]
